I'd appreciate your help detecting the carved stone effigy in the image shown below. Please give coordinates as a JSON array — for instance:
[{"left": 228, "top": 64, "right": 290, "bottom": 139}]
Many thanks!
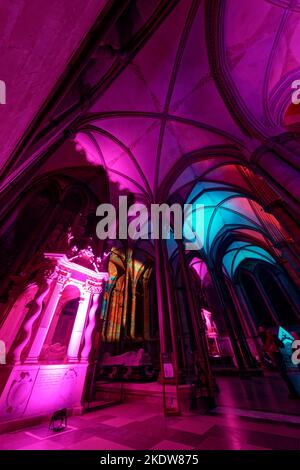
[
  {"left": 98, "top": 348, "right": 155, "bottom": 382},
  {"left": 100, "top": 349, "right": 151, "bottom": 367},
  {"left": 0, "top": 252, "right": 108, "bottom": 423},
  {"left": 39, "top": 343, "right": 67, "bottom": 362}
]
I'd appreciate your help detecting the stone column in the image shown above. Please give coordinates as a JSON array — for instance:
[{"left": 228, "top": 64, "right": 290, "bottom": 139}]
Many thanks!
[
  {"left": 210, "top": 268, "right": 250, "bottom": 375},
  {"left": 252, "top": 140, "right": 300, "bottom": 216},
  {"left": 178, "top": 244, "right": 215, "bottom": 396},
  {"left": 108, "top": 289, "right": 118, "bottom": 342},
  {"left": 143, "top": 273, "right": 151, "bottom": 341},
  {"left": 130, "top": 282, "right": 137, "bottom": 339},
  {"left": 81, "top": 283, "right": 103, "bottom": 362},
  {"left": 116, "top": 289, "right": 124, "bottom": 342},
  {"left": 10, "top": 266, "right": 57, "bottom": 364},
  {"left": 0, "top": 281, "right": 37, "bottom": 352},
  {"left": 154, "top": 239, "right": 167, "bottom": 355},
  {"left": 276, "top": 244, "right": 300, "bottom": 289},
  {"left": 226, "top": 278, "right": 261, "bottom": 369},
  {"left": 233, "top": 282, "right": 265, "bottom": 363},
  {"left": 67, "top": 293, "right": 91, "bottom": 363},
  {"left": 161, "top": 241, "right": 180, "bottom": 380},
  {"left": 122, "top": 248, "right": 131, "bottom": 330}
]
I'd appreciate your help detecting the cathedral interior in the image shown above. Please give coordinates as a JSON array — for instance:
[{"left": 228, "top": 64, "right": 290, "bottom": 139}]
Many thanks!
[{"left": 0, "top": 0, "right": 300, "bottom": 452}]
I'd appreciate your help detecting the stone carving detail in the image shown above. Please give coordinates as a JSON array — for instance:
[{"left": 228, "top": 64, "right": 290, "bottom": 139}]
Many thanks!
[
  {"left": 81, "top": 293, "right": 100, "bottom": 361},
  {"left": 43, "top": 266, "right": 59, "bottom": 281},
  {"left": 56, "top": 269, "right": 71, "bottom": 286},
  {"left": 84, "top": 279, "right": 103, "bottom": 294},
  {"left": 100, "top": 348, "right": 151, "bottom": 366},
  {"left": 68, "top": 245, "right": 110, "bottom": 273},
  {"left": 10, "top": 276, "right": 53, "bottom": 363},
  {"left": 39, "top": 343, "right": 67, "bottom": 362},
  {"left": 5, "top": 371, "right": 33, "bottom": 414},
  {"left": 68, "top": 246, "right": 101, "bottom": 272}
]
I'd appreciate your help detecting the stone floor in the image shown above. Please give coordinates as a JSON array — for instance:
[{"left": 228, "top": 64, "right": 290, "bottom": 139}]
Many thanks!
[
  {"left": 216, "top": 373, "right": 300, "bottom": 415},
  {"left": 0, "top": 374, "right": 299, "bottom": 450}
]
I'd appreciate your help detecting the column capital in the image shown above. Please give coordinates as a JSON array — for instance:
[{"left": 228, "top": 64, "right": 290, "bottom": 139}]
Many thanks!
[
  {"left": 84, "top": 278, "right": 104, "bottom": 294},
  {"left": 56, "top": 268, "right": 71, "bottom": 287}
]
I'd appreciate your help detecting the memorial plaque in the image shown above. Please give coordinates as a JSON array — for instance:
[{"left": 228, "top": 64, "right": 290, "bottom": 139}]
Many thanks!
[{"left": 0, "top": 363, "right": 88, "bottom": 421}]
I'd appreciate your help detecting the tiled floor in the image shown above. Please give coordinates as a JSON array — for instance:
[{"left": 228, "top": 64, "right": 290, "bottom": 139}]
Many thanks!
[
  {"left": 0, "top": 374, "right": 300, "bottom": 450},
  {"left": 216, "top": 373, "right": 300, "bottom": 415}
]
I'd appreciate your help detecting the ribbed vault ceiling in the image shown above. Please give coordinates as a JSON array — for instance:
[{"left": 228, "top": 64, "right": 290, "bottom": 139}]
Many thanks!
[
  {"left": 0, "top": 0, "right": 107, "bottom": 170},
  {"left": 2, "top": 0, "right": 300, "bottom": 202},
  {"left": 74, "top": 0, "right": 300, "bottom": 201}
]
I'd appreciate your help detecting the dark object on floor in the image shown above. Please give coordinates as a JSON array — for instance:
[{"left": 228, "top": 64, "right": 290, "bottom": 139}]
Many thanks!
[{"left": 49, "top": 408, "right": 67, "bottom": 432}]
